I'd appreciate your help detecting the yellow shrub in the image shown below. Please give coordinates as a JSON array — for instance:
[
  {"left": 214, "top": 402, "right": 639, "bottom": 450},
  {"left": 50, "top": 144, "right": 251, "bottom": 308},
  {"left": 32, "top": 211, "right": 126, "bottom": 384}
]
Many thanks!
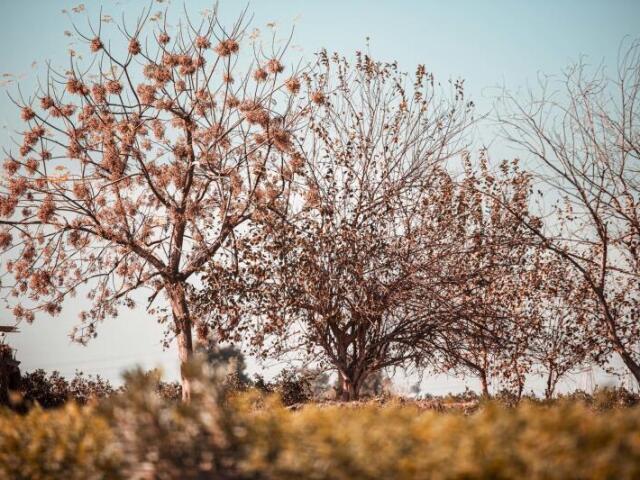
[
  {"left": 0, "top": 403, "right": 121, "bottom": 480},
  {"left": 242, "top": 400, "right": 640, "bottom": 480}
]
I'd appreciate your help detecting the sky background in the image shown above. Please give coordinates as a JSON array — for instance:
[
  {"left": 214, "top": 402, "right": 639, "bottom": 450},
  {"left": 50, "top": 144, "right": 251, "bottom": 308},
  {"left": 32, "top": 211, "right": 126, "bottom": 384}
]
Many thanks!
[{"left": 1, "top": 0, "right": 640, "bottom": 395}]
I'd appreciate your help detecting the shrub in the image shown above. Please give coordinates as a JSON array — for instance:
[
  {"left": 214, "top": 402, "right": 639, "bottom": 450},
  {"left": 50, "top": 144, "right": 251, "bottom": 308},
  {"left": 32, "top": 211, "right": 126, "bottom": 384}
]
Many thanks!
[
  {"left": 97, "top": 365, "right": 252, "bottom": 479},
  {"left": 15, "top": 370, "right": 114, "bottom": 410},
  {"left": 245, "top": 400, "right": 640, "bottom": 480},
  {"left": 557, "top": 386, "right": 640, "bottom": 410},
  {"left": 0, "top": 403, "right": 121, "bottom": 480},
  {"left": 271, "top": 369, "right": 312, "bottom": 406},
  {"left": 253, "top": 369, "right": 312, "bottom": 406},
  {"left": 590, "top": 386, "right": 639, "bottom": 409}
]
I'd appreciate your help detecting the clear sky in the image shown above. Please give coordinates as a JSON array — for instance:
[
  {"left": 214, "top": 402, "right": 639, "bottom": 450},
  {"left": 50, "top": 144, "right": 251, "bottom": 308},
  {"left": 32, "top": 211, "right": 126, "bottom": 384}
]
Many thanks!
[{"left": 1, "top": 0, "right": 640, "bottom": 395}]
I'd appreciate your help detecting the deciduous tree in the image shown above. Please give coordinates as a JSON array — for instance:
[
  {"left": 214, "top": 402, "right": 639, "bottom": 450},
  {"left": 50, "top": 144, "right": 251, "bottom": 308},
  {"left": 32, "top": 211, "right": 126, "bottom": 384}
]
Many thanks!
[{"left": 0, "top": 6, "right": 305, "bottom": 400}]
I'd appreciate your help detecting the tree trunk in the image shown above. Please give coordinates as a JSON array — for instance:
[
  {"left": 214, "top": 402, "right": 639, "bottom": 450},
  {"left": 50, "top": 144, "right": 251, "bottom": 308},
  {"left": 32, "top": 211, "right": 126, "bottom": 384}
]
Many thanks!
[
  {"left": 334, "top": 376, "right": 343, "bottom": 399},
  {"left": 601, "top": 300, "right": 640, "bottom": 386},
  {"left": 479, "top": 369, "right": 490, "bottom": 397},
  {"left": 166, "top": 282, "right": 193, "bottom": 402},
  {"left": 339, "top": 371, "right": 360, "bottom": 402},
  {"left": 544, "top": 371, "right": 556, "bottom": 400},
  {"left": 617, "top": 348, "right": 640, "bottom": 386},
  {"left": 516, "top": 374, "right": 525, "bottom": 402},
  {"left": 176, "top": 325, "right": 193, "bottom": 402}
]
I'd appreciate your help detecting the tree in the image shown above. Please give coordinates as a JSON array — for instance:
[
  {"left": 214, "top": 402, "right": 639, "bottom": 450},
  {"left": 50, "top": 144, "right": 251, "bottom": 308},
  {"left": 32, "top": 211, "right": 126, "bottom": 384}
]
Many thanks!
[
  {"left": 194, "top": 52, "right": 506, "bottom": 400},
  {"left": 197, "top": 339, "right": 250, "bottom": 386},
  {"left": 432, "top": 154, "right": 542, "bottom": 398},
  {"left": 497, "top": 39, "right": 640, "bottom": 385},
  {"left": 0, "top": 343, "right": 21, "bottom": 406},
  {"left": 526, "top": 254, "right": 595, "bottom": 399},
  {"left": 0, "top": 6, "right": 306, "bottom": 400}
]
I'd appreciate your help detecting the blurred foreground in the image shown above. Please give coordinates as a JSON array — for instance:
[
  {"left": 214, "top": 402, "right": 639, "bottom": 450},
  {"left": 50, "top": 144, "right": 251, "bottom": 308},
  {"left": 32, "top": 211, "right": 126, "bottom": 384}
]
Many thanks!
[{"left": 1, "top": 361, "right": 639, "bottom": 480}]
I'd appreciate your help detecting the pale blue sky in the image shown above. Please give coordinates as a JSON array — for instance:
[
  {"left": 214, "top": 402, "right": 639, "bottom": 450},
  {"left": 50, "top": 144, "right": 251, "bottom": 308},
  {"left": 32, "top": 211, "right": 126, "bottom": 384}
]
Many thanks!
[{"left": 1, "top": 1, "right": 639, "bottom": 394}]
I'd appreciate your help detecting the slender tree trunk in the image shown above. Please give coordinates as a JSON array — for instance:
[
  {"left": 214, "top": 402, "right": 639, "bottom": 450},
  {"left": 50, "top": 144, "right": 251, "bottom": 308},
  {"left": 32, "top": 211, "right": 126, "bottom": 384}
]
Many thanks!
[
  {"left": 335, "top": 376, "right": 343, "bottom": 399},
  {"left": 176, "top": 325, "right": 193, "bottom": 402},
  {"left": 616, "top": 347, "right": 640, "bottom": 386},
  {"left": 166, "top": 282, "right": 193, "bottom": 402},
  {"left": 516, "top": 373, "right": 525, "bottom": 402},
  {"left": 479, "top": 369, "right": 490, "bottom": 397},
  {"left": 601, "top": 298, "right": 640, "bottom": 385},
  {"left": 544, "top": 371, "right": 555, "bottom": 400}
]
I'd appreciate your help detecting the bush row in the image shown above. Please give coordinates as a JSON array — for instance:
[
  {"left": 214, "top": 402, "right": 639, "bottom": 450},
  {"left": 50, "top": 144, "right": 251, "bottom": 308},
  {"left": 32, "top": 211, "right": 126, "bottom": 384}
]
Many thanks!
[{"left": 12, "top": 365, "right": 640, "bottom": 412}]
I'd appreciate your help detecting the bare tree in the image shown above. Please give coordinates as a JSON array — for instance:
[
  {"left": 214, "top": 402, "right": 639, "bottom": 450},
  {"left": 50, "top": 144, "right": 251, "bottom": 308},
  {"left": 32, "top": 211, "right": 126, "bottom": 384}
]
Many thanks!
[
  {"left": 497, "top": 39, "right": 640, "bottom": 385},
  {"left": 0, "top": 6, "right": 305, "bottom": 400}
]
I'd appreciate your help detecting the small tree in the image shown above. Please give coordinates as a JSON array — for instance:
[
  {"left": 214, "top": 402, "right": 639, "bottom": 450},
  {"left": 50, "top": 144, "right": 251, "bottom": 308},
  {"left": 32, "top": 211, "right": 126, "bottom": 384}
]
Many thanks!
[
  {"left": 0, "top": 6, "right": 305, "bottom": 400},
  {"left": 19, "top": 369, "right": 115, "bottom": 408},
  {"left": 433, "top": 154, "right": 542, "bottom": 398},
  {"left": 526, "top": 255, "right": 594, "bottom": 399},
  {"left": 497, "top": 39, "right": 640, "bottom": 385}
]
